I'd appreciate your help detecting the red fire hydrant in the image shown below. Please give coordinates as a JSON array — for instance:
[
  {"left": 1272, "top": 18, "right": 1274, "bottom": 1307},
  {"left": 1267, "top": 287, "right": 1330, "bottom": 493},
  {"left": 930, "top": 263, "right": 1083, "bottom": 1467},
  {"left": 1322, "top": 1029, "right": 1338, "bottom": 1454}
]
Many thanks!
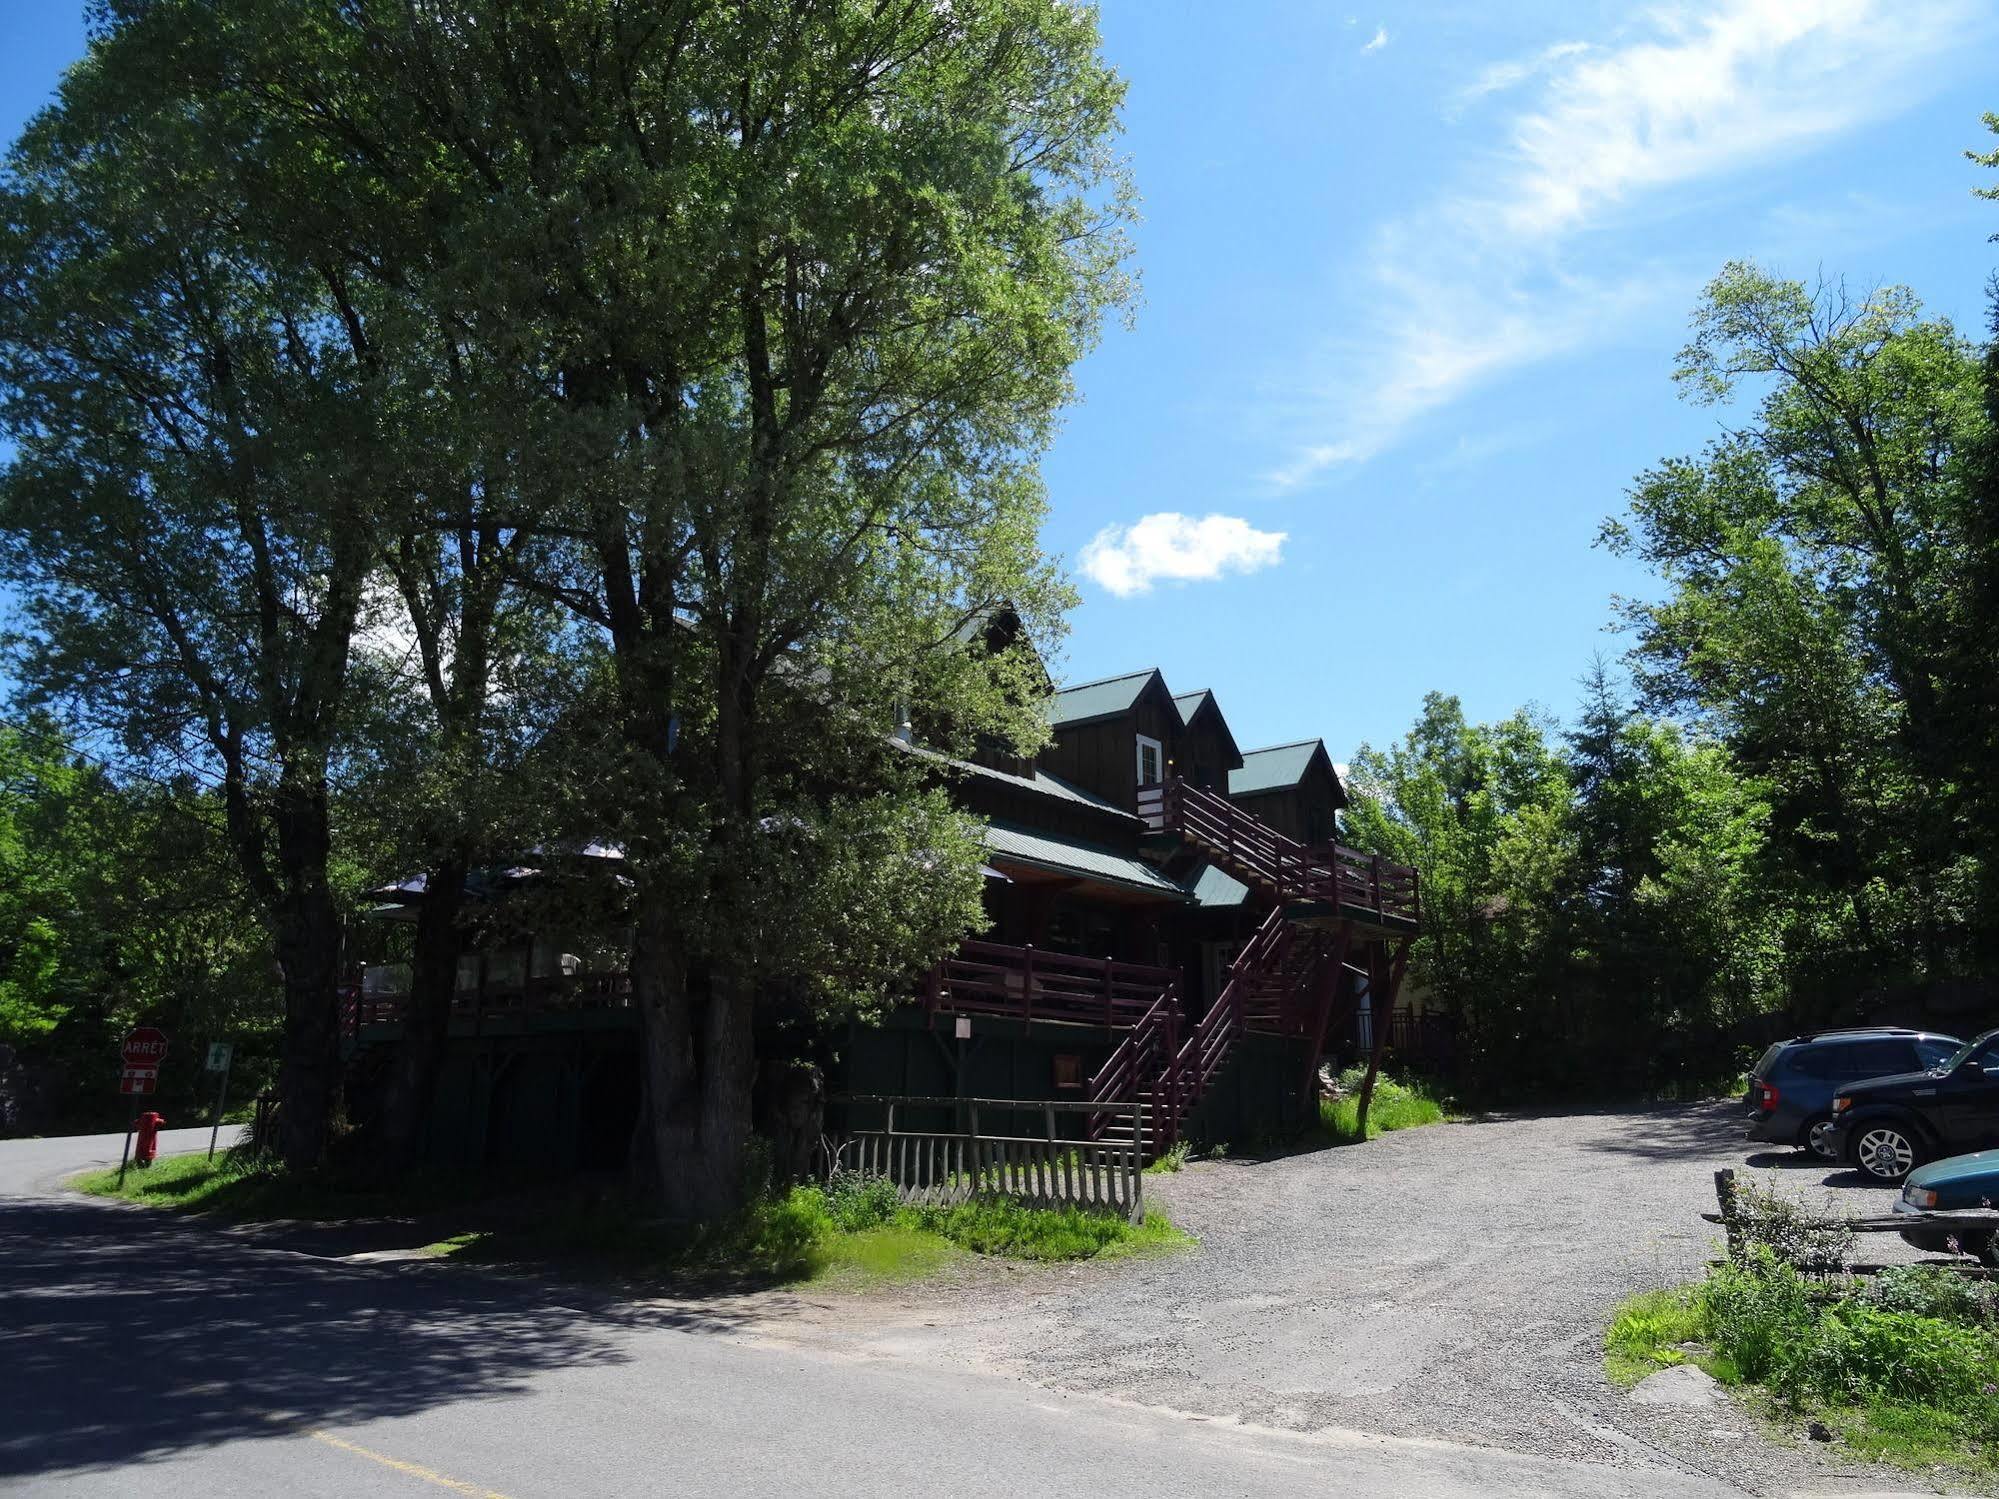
[{"left": 134, "top": 1111, "right": 165, "bottom": 1167}]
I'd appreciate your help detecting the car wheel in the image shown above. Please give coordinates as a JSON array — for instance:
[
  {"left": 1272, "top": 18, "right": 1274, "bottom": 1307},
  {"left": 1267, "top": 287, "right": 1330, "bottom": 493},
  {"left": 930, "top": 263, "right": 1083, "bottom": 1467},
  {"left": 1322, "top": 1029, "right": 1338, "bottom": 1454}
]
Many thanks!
[
  {"left": 1853, "top": 1123, "right": 1921, "bottom": 1182},
  {"left": 1803, "top": 1116, "right": 1840, "bottom": 1160}
]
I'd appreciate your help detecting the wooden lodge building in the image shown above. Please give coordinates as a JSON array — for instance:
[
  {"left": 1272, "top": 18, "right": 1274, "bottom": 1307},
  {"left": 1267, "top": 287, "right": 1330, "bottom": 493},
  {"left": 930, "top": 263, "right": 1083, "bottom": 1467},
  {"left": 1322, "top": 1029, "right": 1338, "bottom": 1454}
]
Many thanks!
[{"left": 344, "top": 665, "right": 1422, "bottom": 1171}]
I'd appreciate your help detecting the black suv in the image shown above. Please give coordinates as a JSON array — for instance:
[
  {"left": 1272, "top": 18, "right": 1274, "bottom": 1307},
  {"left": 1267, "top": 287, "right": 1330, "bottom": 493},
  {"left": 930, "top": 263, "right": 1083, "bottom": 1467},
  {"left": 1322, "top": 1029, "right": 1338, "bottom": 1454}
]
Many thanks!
[
  {"left": 1745, "top": 1028, "right": 1962, "bottom": 1160},
  {"left": 1832, "top": 1028, "right": 1999, "bottom": 1182}
]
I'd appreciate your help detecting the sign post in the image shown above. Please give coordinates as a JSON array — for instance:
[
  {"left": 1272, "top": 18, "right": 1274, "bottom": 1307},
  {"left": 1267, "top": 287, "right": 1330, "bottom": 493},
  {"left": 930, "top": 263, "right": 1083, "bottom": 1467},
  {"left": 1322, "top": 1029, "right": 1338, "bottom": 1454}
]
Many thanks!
[
  {"left": 115, "top": 1027, "right": 169, "bottom": 1188},
  {"left": 205, "top": 1041, "right": 234, "bottom": 1160}
]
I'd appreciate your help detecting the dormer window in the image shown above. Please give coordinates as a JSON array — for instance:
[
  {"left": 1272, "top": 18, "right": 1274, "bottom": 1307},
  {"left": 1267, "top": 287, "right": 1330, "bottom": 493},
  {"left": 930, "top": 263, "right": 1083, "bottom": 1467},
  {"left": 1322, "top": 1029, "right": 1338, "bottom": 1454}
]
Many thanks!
[{"left": 1135, "top": 734, "right": 1164, "bottom": 788}]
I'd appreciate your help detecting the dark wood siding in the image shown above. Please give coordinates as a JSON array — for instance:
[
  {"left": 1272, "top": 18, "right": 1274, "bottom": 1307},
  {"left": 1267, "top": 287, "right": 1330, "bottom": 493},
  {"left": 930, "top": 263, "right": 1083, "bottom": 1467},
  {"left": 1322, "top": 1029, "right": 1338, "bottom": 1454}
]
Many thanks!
[{"left": 1233, "top": 759, "right": 1343, "bottom": 845}]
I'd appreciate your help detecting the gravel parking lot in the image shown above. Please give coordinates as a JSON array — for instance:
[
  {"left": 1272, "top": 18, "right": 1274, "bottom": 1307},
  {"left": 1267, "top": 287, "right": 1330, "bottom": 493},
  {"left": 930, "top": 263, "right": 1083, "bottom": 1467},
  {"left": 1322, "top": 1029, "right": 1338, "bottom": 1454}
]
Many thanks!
[{"left": 786, "top": 1102, "right": 1947, "bottom": 1497}]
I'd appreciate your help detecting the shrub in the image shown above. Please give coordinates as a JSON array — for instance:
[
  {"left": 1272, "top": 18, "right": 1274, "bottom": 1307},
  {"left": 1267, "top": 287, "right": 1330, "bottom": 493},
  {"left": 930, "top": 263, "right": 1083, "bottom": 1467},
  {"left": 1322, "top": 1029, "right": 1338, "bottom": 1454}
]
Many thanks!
[
  {"left": 1147, "top": 1140, "right": 1192, "bottom": 1174},
  {"left": 1861, "top": 1265, "right": 1999, "bottom": 1329},
  {"left": 1699, "top": 1252, "right": 1817, "bottom": 1382},
  {"left": 820, "top": 1168, "right": 903, "bottom": 1232},
  {"left": 1726, "top": 1178, "right": 1853, "bottom": 1275},
  {"left": 1774, "top": 1303, "right": 1999, "bottom": 1412}
]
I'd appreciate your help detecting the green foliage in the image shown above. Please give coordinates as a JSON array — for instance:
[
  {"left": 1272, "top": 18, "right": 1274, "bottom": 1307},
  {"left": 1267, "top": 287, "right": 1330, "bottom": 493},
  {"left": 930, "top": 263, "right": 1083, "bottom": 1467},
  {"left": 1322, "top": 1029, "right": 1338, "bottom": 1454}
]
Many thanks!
[
  {"left": 0, "top": 721, "right": 277, "bottom": 1131},
  {"left": 911, "top": 1199, "right": 1188, "bottom": 1261},
  {"left": 1355, "top": 258, "right": 1999, "bottom": 1099},
  {"left": 820, "top": 1167, "right": 905, "bottom": 1233},
  {"left": 1777, "top": 1302, "right": 1999, "bottom": 1412},
  {"left": 1604, "top": 1287, "right": 1723, "bottom": 1387},
  {"left": 1861, "top": 1265, "right": 1999, "bottom": 1327},
  {"left": 1146, "top": 1139, "right": 1193, "bottom": 1174},
  {"left": 1606, "top": 262, "right": 1992, "bottom": 1012},
  {"left": 1699, "top": 1254, "right": 1819, "bottom": 1383},
  {"left": 1345, "top": 687, "right": 1775, "bottom": 1098},
  {"left": 1316, "top": 1069, "right": 1447, "bottom": 1143},
  {"left": 1650, "top": 1253, "right": 1999, "bottom": 1474},
  {"left": 1725, "top": 1179, "right": 1855, "bottom": 1277}
]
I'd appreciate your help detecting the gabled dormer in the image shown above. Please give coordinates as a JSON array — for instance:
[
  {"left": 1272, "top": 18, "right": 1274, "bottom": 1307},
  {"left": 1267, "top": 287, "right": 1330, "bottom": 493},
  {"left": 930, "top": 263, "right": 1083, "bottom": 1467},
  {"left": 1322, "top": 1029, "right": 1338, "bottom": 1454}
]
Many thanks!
[
  {"left": 1042, "top": 668, "right": 1189, "bottom": 813},
  {"left": 1228, "top": 739, "right": 1348, "bottom": 846},
  {"left": 1170, "top": 689, "right": 1245, "bottom": 793}
]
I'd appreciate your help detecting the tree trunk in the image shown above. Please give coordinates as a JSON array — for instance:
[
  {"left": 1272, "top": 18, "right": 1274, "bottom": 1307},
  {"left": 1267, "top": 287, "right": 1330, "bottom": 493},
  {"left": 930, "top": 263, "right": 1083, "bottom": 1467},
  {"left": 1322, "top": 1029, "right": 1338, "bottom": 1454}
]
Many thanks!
[
  {"left": 374, "top": 855, "right": 466, "bottom": 1175},
  {"left": 1352, "top": 943, "right": 1394, "bottom": 1141},
  {"left": 631, "top": 886, "right": 759, "bottom": 1221},
  {"left": 273, "top": 887, "right": 344, "bottom": 1174}
]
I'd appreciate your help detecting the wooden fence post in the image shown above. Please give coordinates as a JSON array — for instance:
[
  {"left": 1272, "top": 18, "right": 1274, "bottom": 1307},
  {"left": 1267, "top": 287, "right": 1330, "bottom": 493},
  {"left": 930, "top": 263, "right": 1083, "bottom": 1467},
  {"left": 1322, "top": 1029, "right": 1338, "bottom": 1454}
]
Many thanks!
[{"left": 1713, "top": 1168, "right": 1743, "bottom": 1263}]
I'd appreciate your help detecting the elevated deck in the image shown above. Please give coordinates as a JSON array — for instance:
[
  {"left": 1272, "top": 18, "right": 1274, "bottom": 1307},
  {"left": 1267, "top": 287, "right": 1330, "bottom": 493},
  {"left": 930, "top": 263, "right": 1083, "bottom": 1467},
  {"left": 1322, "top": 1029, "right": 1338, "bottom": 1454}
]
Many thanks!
[{"left": 1138, "top": 777, "right": 1420, "bottom": 932}]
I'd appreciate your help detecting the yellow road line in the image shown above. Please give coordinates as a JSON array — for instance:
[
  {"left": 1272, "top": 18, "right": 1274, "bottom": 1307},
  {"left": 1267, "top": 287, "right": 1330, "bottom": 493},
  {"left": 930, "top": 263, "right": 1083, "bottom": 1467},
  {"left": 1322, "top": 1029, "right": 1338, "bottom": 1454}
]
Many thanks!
[{"left": 310, "top": 1430, "right": 517, "bottom": 1499}]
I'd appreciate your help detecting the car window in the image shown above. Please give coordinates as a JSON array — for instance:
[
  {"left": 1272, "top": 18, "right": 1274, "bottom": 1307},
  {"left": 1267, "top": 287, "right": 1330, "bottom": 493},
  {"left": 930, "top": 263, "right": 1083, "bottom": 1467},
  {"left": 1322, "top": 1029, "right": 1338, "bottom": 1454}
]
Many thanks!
[
  {"left": 1751, "top": 1043, "right": 1784, "bottom": 1079},
  {"left": 1937, "top": 1031, "right": 1999, "bottom": 1073},
  {"left": 1915, "top": 1038, "right": 1958, "bottom": 1068},
  {"left": 1846, "top": 1040, "right": 1917, "bottom": 1076},
  {"left": 1787, "top": 1047, "right": 1835, "bottom": 1079}
]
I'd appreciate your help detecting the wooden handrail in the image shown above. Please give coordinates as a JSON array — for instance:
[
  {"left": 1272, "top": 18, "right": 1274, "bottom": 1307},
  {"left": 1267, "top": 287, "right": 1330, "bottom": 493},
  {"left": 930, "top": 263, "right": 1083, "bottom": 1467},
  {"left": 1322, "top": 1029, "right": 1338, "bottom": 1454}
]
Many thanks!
[
  {"left": 929, "top": 940, "right": 1181, "bottom": 1029},
  {"left": 1150, "top": 777, "right": 1421, "bottom": 927}
]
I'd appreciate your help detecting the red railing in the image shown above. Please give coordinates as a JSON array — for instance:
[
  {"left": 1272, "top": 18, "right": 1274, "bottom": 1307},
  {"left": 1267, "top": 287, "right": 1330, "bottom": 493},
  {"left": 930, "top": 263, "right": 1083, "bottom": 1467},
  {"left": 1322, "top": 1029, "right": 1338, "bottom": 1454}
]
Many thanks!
[
  {"left": 1088, "top": 906, "right": 1302, "bottom": 1150},
  {"left": 1084, "top": 985, "right": 1182, "bottom": 1145},
  {"left": 1138, "top": 778, "right": 1421, "bottom": 928},
  {"left": 926, "top": 942, "right": 1182, "bottom": 1029}
]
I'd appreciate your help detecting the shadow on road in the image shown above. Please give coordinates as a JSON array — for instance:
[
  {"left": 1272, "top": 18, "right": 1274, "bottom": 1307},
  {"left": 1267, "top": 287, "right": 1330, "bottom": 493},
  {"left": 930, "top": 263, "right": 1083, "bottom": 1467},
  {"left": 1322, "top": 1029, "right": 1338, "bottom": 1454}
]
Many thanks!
[
  {"left": 0, "top": 1194, "right": 759, "bottom": 1480},
  {"left": 1572, "top": 1099, "right": 1754, "bottom": 1162}
]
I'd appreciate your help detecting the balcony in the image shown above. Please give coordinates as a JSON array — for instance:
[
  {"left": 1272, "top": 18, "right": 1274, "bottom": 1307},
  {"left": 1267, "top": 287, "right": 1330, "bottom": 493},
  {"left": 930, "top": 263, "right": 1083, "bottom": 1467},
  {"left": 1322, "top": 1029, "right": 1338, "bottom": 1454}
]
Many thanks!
[
  {"left": 924, "top": 941, "right": 1182, "bottom": 1029},
  {"left": 1137, "top": 777, "right": 1420, "bottom": 930}
]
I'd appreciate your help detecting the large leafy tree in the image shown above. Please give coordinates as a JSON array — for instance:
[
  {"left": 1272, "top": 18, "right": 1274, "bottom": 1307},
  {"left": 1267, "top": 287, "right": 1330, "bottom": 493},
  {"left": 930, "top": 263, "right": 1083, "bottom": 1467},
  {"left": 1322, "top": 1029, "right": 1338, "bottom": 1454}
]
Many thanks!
[
  {"left": 82, "top": 0, "right": 1130, "bottom": 1214},
  {"left": 1603, "top": 263, "right": 1989, "bottom": 992},
  {"left": 0, "top": 48, "right": 404, "bottom": 1166}
]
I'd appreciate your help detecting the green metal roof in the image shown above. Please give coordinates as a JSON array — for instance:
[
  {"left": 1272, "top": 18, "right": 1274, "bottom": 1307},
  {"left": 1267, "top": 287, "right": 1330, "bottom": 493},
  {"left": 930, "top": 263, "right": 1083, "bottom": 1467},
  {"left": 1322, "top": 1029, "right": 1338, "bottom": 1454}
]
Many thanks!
[
  {"left": 1048, "top": 670, "right": 1159, "bottom": 727},
  {"left": 1186, "top": 862, "right": 1251, "bottom": 908},
  {"left": 1172, "top": 689, "right": 1213, "bottom": 725},
  {"left": 1230, "top": 740, "right": 1327, "bottom": 796},
  {"left": 983, "top": 821, "right": 1188, "bottom": 897},
  {"left": 955, "top": 757, "right": 1136, "bottom": 821}
]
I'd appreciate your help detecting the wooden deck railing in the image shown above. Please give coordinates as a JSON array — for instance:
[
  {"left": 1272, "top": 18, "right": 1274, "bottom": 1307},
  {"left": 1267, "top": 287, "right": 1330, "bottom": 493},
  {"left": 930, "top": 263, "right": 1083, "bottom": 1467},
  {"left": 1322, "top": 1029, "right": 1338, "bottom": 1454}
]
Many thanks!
[
  {"left": 1138, "top": 778, "right": 1421, "bottom": 928},
  {"left": 826, "top": 1095, "right": 1146, "bottom": 1222},
  {"left": 925, "top": 941, "right": 1182, "bottom": 1029}
]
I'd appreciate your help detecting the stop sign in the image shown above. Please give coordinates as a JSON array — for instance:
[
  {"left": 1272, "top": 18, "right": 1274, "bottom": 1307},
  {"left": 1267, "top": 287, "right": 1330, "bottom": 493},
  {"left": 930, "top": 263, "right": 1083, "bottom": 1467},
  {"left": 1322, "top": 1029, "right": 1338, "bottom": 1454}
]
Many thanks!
[{"left": 121, "top": 1027, "right": 170, "bottom": 1069}]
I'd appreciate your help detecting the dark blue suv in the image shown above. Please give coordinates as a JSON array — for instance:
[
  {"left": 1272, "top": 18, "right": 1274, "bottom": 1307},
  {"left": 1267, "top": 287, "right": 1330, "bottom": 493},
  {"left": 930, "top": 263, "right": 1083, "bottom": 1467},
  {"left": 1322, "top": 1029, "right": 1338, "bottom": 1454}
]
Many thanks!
[{"left": 1745, "top": 1028, "right": 1963, "bottom": 1159}]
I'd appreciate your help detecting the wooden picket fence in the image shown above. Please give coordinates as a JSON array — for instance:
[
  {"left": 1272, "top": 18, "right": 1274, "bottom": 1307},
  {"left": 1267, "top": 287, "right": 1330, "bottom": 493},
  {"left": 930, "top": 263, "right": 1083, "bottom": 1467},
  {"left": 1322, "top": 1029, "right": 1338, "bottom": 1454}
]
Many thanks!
[{"left": 825, "top": 1095, "right": 1146, "bottom": 1224}]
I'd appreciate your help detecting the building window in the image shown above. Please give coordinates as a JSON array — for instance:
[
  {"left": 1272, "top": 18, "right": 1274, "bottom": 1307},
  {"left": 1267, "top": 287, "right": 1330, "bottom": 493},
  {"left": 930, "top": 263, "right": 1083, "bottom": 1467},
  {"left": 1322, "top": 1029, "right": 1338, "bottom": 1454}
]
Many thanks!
[
  {"left": 1135, "top": 734, "right": 1164, "bottom": 788},
  {"left": 1053, "top": 1054, "right": 1084, "bottom": 1090}
]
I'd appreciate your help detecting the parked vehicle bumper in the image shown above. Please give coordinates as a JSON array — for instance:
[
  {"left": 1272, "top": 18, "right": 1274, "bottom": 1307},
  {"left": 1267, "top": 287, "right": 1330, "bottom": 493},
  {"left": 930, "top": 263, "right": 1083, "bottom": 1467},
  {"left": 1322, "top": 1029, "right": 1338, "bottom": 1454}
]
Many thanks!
[{"left": 1892, "top": 1197, "right": 1980, "bottom": 1256}]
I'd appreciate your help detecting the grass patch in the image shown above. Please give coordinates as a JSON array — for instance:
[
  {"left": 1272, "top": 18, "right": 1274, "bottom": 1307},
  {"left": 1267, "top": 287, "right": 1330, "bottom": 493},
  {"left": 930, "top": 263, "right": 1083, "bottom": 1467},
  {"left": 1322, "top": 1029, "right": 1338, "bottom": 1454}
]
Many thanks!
[
  {"left": 1313, "top": 1068, "right": 1448, "bottom": 1145},
  {"left": 75, "top": 1149, "right": 1188, "bottom": 1288},
  {"left": 1607, "top": 1258, "right": 1999, "bottom": 1479},
  {"left": 1146, "top": 1139, "right": 1192, "bottom": 1174},
  {"left": 1605, "top": 1287, "right": 1739, "bottom": 1388}
]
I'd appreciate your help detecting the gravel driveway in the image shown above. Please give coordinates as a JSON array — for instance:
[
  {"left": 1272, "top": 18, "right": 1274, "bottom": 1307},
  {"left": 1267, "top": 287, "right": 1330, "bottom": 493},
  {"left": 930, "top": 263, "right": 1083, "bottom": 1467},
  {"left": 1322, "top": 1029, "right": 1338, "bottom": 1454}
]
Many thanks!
[{"left": 781, "top": 1102, "right": 1948, "bottom": 1497}]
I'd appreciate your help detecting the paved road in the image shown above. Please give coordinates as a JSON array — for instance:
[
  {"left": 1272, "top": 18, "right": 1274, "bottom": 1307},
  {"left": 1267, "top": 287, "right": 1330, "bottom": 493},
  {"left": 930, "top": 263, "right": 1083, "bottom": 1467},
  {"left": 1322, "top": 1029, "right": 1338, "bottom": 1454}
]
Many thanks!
[{"left": 0, "top": 1130, "right": 1763, "bottom": 1499}]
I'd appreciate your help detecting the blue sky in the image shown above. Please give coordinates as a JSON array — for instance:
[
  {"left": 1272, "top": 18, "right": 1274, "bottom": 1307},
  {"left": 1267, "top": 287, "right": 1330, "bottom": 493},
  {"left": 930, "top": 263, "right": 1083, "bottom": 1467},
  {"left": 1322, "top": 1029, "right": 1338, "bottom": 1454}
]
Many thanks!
[{"left": 5, "top": 3, "right": 1996, "bottom": 759}]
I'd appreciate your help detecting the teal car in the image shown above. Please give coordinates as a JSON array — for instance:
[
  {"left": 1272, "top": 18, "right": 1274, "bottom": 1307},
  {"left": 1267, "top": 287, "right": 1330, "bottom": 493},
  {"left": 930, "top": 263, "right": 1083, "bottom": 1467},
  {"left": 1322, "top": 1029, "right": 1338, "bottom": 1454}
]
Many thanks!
[{"left": 1894, "top": 1149, "right": 1999, "bottom": 1265}]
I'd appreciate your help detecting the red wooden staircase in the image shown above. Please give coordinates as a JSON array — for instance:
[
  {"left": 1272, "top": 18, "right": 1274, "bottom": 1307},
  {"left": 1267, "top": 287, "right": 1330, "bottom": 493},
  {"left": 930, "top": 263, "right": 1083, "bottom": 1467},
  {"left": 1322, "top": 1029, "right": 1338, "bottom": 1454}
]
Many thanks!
[{"left": 1086, "top": 906, "right": 1343, "bottom": 1155}]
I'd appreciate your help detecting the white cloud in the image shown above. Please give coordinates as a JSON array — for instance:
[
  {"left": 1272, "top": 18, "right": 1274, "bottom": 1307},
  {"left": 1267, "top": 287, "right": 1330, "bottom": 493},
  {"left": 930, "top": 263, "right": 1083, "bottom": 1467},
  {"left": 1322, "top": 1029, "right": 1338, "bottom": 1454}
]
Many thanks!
[
  {"left": 1454, "top": 40, "right": 1589, "bottom": 112},
  {"left": 1078, "top": 513, "right": 1287, "bottom": 598},
  {"left": 1268, "top": 0, "right": 1978, "bottom": 489},
  {"left": 1361, "top": 25, "right": 1389, "bottom": 54}
]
